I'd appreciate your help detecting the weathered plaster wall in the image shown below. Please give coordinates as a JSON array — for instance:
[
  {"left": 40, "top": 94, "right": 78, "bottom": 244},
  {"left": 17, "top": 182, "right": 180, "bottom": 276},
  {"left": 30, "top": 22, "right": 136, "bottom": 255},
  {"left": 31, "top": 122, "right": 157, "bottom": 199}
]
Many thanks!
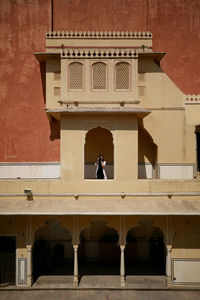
[
  {"left": 1, "top": 0, "right": 200, "bottom": 162},
  {"left": 0, "top": 0, "right": 59, "bottom": 162}
]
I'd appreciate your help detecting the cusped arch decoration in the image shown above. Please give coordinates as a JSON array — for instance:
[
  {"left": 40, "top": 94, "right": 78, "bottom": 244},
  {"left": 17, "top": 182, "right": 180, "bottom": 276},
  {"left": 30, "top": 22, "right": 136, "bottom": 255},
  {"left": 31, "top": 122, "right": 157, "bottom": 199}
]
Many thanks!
[
  {"left": 79, "top": 217, "right": 119, "bottom": 243},
  {"left": 84, "top": 126, "right": 114, "bottom": 179},
  {"left": 126, "top": 217, "right": 165, "bottom": 244},
  {"left": 125, "top": 218, "right": 166, "bottom": 275},
  {"left": 34, "top": 218, "right": 72, "bottom": 242}
]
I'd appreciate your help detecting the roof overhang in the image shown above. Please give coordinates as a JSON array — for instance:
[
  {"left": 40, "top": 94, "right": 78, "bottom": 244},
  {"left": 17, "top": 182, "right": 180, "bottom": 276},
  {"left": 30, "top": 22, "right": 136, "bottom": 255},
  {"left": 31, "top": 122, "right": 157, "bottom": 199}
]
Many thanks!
[
  {"left": 1, "top": 198, "right": 200, "bottom": 215},
  {"left": 45, "top": 107, "right": 151, "bottom": 121},
  {"left": 138, "top": 52, "right": 165, "bottom": 64},
  {"left": 34, "top": 52, "right": 60, "bottom": 63}
]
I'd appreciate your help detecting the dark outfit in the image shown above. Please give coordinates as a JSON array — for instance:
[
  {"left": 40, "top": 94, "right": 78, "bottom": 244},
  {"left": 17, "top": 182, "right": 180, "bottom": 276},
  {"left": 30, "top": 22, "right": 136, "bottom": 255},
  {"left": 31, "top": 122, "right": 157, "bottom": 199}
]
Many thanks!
[{"left": 97, "top": 161, "right": 104, "bottom": 179}]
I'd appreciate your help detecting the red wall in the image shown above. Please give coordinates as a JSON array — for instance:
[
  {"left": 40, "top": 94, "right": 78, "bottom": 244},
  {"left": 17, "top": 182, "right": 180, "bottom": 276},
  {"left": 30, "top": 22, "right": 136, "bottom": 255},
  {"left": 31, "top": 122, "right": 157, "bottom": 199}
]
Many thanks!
[{"left": 0, "top": 0, "right": 200, "bottom": 162}]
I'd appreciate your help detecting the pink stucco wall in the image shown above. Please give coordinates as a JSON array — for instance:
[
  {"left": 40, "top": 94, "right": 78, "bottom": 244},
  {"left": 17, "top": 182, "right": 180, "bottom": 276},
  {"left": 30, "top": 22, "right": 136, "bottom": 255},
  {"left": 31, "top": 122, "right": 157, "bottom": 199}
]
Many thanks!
[{"left": 0, "top": 0, "right": 200, "bottom": 162}]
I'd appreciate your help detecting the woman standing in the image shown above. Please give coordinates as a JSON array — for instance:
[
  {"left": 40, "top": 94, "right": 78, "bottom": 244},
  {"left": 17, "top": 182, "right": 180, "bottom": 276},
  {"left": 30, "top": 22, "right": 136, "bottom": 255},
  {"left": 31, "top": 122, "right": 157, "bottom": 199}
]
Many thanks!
[{"left": 95, "top": 154, "right": 107, "bottom": 179}]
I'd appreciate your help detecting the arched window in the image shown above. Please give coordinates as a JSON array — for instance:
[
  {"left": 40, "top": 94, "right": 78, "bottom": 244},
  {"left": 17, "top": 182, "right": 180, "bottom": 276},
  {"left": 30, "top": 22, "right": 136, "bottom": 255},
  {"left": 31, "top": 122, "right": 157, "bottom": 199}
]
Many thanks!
[
  {"left": 115, "top": 62, "right": 130, "bottom": 90},
  {"left": 69, "top": 62, "right": 83, "bottom": 90},
  {"left": 92, "top": 62, "right": 107, "bottom": 90}
]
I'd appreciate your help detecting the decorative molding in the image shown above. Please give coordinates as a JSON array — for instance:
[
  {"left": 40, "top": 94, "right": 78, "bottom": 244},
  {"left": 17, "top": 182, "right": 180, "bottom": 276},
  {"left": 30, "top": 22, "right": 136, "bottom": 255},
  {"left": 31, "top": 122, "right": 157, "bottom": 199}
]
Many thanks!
[
  {"left": 58, "top": 100, "right": 140, "bottom": 106},
  {"left": 185, "top": 94, "right": 200, "bottom": 104},
  {"left": 1, "top": 192, "right": 200, "bottom": 198},
  {"left": 46, "top": 106, "right": 150, "bottom": 114},
  {"left": 59, "top": 48, "right": 139, "bottom": 58},
  {"left": 46, "top": 31, "right": 153, "bottom": 39}
]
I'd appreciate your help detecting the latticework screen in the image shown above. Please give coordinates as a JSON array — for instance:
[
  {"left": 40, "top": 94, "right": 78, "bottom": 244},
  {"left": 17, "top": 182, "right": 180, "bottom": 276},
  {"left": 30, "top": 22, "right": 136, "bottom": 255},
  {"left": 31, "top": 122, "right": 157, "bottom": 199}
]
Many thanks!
[
  {"left": 69, "top": 62, "right": 83, "bottom": 89},
  {"left": 92, "top": 62, "right": 107, "bottom": 90},
  {"left": 116, "top": 62, "right": 130, "bottom": 90}
]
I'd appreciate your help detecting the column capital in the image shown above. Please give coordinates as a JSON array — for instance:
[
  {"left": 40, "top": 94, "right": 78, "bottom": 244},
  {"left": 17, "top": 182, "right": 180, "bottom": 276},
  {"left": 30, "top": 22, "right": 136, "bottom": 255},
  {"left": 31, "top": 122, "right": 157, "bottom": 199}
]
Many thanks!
[
  {"left": 73, "top": 244, "right": 79, "bottom": 250},
  {"left": 166, "top": 245, "right": 172, "bottom": 251},
  {"left": 26, "top": 245, "right": 32, "bottom": 252},
  {"left": 120, "top": 245, "right": 126, "bottom": 250}
]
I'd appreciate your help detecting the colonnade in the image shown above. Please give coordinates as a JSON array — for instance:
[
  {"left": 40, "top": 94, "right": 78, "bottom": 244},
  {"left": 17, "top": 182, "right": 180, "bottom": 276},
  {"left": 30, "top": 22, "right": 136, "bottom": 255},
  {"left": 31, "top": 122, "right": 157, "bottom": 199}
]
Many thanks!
[
  {"left": 25, "top": 242, "right": 171, "bottom": 287},
  {"left": 21, "top": 216, "right": 172, "bottom": 287}
]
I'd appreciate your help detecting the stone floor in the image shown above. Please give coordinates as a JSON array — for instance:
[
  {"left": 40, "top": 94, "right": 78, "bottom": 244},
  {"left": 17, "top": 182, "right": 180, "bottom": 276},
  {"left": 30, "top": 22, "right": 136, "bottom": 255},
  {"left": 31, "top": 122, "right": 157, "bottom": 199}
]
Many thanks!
[
  {"left": 1, "top": 289, "right": 200, "bottom": 300},
  {"left": 33, "top": 274, "right": 166, "bottom": 289}
]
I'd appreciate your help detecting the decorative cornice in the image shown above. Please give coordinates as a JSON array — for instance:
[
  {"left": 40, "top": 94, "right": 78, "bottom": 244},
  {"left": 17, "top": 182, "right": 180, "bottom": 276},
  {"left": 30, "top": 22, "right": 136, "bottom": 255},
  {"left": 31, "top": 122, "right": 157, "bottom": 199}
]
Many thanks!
[
  {"left": 0, "top": 192, "right": 200, "bottom": 197},
  {"left": 185, "top": 95, "right": 200, "bottom": 104},
  {"left": 45, "top": 47, "right": 153, "bottom": 59},
  {"left": 59, "top": 48, "right": 139, "bottom": 58},
  {"left": 46, "top": 31, "right": 152, "bottom": 39}
]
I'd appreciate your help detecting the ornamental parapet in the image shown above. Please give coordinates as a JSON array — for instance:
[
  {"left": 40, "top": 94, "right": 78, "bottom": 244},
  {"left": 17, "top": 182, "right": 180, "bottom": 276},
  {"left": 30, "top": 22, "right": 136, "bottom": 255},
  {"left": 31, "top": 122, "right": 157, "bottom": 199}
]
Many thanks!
[
  {"left": 46, "top": 30, "right": 153, "bottom": 39},
  {"left": 60, "top": 47, "right": 139, "bottom": 58},
  {"left": 45, "top": 30, "right": 153, "bottom": 51},
  {"left": 185, "top": 95, "right": 200, "bottom": 104}
]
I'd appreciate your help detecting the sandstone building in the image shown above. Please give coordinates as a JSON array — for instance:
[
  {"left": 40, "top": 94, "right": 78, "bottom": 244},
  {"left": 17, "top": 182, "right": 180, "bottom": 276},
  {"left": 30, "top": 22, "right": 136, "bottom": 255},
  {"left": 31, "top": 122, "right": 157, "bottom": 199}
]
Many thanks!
[{"left": 0, "top": 0, "right": 200, "bottom": 290}]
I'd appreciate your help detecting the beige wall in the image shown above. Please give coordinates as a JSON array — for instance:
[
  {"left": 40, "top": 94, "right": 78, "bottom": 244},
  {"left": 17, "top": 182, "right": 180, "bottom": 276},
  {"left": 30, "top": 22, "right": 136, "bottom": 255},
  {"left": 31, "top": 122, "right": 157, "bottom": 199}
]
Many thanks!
[{"left": 61, "top": 114, "right": 138, "bottom": 180}]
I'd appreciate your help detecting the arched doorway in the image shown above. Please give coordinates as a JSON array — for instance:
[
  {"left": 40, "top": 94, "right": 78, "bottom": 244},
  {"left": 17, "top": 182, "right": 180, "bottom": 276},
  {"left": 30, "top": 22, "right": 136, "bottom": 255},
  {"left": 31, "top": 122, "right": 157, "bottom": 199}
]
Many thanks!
[
  {"left": 32, "top": 218, "right": 73, "bottom": 282},
  {"left": 79, "top": 218, "right": 120, "bottom": 277},
  {"left": 0, "top": 236, "right": 16, "bottom": 285},
  {"left": 84, "top": 126, "right": 114, "bottom": 179},
  {"left": 125, "top": 218, "right": 166, "bottom": 275}
]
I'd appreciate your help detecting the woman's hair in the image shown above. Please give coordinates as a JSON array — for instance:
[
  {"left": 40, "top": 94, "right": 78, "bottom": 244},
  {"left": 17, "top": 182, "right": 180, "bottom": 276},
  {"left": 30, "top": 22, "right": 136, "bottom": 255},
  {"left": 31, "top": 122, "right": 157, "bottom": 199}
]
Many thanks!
[{"left": 98, "top": 154, "right": 104, "bottom": 161}]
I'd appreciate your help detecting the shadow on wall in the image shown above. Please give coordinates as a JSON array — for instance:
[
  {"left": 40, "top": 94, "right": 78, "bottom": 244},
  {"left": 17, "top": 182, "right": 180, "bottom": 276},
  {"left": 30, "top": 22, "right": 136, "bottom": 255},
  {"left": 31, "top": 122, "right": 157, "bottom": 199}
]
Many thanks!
[
  {"left": 49, "top": 118, "right": 60, "bottom": 141},
  {"left": 138, "top": 120, "right": 157, "bottom": 179},
  {"left": 138, "top": 57, "right": 164, "bottom": 73},
  {"left": 173, "top": 216, "right": 200, "bottom": 249},
  {"left": 39, "top": 62, "right": 46, "bottom": 103}
]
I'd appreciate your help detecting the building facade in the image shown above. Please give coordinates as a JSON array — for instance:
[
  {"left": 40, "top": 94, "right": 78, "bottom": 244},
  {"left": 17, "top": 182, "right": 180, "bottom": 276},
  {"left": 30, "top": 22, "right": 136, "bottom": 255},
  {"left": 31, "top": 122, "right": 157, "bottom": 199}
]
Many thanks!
[{"left": 0, "top": 0, "right": 200, "bottom": 290}]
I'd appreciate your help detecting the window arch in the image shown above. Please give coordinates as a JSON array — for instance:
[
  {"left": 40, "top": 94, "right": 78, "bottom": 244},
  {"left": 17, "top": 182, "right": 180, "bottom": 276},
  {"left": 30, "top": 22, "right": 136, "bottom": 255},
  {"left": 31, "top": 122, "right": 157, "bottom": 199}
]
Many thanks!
[
  {"left": 69, "top": 62, "right": 83, "bottom": 90},
  {"left": 92, "top": 62, "right": 107, "bottom": 90},
  {"left": 115, "top": 62, "right": 130, "bottom": 90}
]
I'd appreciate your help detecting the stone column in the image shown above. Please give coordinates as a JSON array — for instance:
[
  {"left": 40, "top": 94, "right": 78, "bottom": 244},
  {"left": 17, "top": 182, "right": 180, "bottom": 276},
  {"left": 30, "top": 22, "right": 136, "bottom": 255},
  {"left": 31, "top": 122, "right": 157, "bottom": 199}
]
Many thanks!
[
  {"left": 120, "top": 245, "right": 126, "bottom": 287},
  {"left": 166, "top": 245, "right": 172, "bottom": 284},
  {"left": 73, "top": 244, "right": 79, "bottom": 287},
  {"left": 26, "top": 245, "right": 32, "bottom": 286}
]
